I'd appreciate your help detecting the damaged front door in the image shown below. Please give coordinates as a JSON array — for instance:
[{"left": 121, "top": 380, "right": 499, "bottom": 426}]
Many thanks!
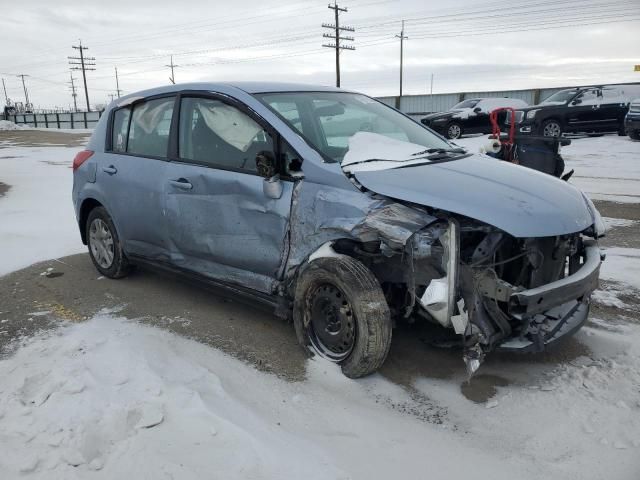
[{"left": 163, "top": 95, "right": 293, "bottom": 293}]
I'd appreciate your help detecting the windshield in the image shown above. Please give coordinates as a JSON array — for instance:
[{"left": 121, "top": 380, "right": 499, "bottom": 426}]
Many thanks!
[
  {"left": 450, "top": 99, "right": 480, "bottom": 110},
  {"left": 541, "top": 90, "right": 578, "bottom": 105},
  {"left": 257, "top": 91, "right": 451, "bottom": 163}
]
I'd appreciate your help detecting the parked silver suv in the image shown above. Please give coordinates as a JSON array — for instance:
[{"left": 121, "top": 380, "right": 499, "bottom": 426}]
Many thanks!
[{"left": 72, "top": 82, "right": 604, "bottom": 377}]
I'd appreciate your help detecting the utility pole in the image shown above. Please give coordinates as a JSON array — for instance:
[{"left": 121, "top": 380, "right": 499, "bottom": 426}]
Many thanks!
[
  {"left": 396, "top": 20, "right": 408, "bottom": 97},
  {"left": 114, "top": 66, "right": 122, "bottom": 98},
  {"left": 68, "top": 72, "right": 78, "bottom": 112},
  {"left": 1, "top": 78, "right": 8, "bottom": 105},
  {"left": 165, "top": 55, "right": 179, "bottom": 84},
  {"left": 68, "top": 40, "right": 96, "bottom": 111},
  {"left": 17, "top": 74, "right": 30, "bottom": 105},
  {"left": 430, "top": 73, "right": 434, "bottom": 112},
  {"left": 322, "top": 3, "right": 355, "bottom": 88}
]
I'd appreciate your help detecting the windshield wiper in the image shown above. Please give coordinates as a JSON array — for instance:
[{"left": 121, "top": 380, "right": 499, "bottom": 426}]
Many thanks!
[{"left": 412, "top": 147, "right": 467, "bottom": 156}]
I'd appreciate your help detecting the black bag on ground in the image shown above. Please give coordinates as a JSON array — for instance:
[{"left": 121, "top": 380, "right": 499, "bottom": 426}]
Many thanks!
[{"left": 513, "top": 135, "right": 569, "bottom": 178}]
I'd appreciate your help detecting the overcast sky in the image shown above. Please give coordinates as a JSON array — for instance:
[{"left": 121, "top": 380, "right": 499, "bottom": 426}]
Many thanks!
[{"left": 1, "top": 0, "right": 638, "bottom": 109}]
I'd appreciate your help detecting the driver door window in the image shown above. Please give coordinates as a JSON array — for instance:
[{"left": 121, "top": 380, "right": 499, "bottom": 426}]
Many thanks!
[
  {"left": 573, "top": 89, "right": 601, "bottom": 106},
  {"left": 178, "top": 97, "right": 273, "bottom": 173}
]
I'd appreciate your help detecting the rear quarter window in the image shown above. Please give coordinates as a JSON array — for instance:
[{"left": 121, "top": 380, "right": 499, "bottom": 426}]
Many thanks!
[
  {"left": 127, "top": 97, "right": 175, "bottom": 158},
  {"left": 111, "top": 108, "right": 131, "bottom": 153}
]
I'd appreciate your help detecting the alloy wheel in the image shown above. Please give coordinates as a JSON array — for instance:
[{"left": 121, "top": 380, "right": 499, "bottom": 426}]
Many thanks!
[
  {"left": 447, "top": 124, "right": 461, "bottom": 139},
  {"left": 89, "top": 218, "right": 115, "bottom": 269},
  {"left": 543, "top": 121, "right": 562, "bottom": 137}
]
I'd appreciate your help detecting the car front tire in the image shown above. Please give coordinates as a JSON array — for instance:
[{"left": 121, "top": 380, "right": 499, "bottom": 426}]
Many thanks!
[
  {"left": 629, "top": 130, "right": 640, "bottom": 140},
  {"left": 541, "top": 119, "right": 563, "bottom": 137},
  {"left": 293, "top": 255, "right": 392, "bottom": 378},
  {"left": 86, "top": 206, "right": 131, "bottom": 279},
  {"left": 446, "top": 122, "right": 463, "bottom": 139}
]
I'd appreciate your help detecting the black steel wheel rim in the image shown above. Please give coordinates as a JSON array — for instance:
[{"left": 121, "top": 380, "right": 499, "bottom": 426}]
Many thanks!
[{"left": 307, "top": 283, "right": 356, "bottom": 361}]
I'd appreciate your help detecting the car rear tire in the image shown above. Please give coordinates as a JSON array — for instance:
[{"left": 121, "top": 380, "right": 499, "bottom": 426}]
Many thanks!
[
  {"left": 446, "top": 122, "right": 463, "bottom": 140},
  {"left": 293, "top": 255, "right": 392, "bottom": 378},
  {"left": 541, "top": 119, "right": 562, "bottom": 137},
  {"left": 86, "top": 206, "right": 131, "bottom": 279}
]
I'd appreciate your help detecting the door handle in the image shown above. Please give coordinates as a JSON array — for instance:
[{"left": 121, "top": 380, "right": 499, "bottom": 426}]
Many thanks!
[
  {"left": 169, "top": 178, "right": 193, "bottom": 190},
  {"left": 102, "top": 165, "right": 117, "bottom": 175}
]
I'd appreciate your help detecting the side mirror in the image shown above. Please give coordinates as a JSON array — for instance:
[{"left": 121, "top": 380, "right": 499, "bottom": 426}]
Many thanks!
[
  {"left": 473, "top": 107, "right": 482, "bottom": 113},
  {"left": 571, "top": 98, "right": 582, "bottom": 105},
  {"left": 256, "top": 151, "right": 283, "bottom": 199},
  {"left": 256, "top": 151, "right": 277, "bottom": 178}
]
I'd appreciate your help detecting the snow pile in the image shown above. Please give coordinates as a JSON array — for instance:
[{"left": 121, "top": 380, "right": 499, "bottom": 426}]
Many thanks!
[
  {"left": 0, "top": 120, "right": 30, "bottom": 131},
  {"left": 0, "top": 146, "right": 85, "bottom": 276},
  {"left": 0, "top": 314, "right": 543, "bottom": 480},
  {"left": 341, "top": 132, "right": 438, "bottom": 172},
  {"left": 414, "top": 323, "right": 640, "bottom": 479}
]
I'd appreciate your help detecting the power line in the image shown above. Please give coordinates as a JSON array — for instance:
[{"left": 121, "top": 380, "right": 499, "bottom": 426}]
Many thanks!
[
  {"left": 322, "top": 2, "right": 355, "bottom": 88},
  {"left": 68, "top": 40, "right": 96, "bottom": 111}
]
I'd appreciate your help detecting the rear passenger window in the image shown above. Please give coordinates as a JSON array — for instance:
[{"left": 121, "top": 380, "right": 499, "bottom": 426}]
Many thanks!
[
  {"left": 178, "top": 97, "right": 273, "bottom": 173},
  {"left": 111, "top": 108, "right": 131, "bottom": 152},
  {"left": 127, "top": 97, "right": 174, "bottom": 158}
]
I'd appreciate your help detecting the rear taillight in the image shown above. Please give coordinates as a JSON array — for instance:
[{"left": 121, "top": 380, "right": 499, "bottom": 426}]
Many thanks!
[{"left": 73, "top": 150, "right": 94, "bottom": 171}]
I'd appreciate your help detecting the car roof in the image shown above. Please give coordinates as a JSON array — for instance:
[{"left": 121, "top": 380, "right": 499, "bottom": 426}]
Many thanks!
[{"left": 116, "top": 81, "right": 344, "bottom": 102}]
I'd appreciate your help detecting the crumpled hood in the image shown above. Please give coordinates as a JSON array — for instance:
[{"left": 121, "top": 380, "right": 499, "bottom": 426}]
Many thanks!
[{"left": 354, "top": 154, "right": 594, "bottom": 238}]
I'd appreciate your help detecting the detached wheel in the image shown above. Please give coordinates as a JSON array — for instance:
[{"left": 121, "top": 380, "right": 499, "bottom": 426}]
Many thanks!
[
  {"left": 86, "top": 206, "right": 130, "bottom": 279},
  {"left": 446, "top": 122, "right": 463, "bottom": 139},
  {"left": 293, "top": 255, "right": 392, "bottom": 378},
  {"left": 541, "top": 119, "right": 562, "bottom": 137}
]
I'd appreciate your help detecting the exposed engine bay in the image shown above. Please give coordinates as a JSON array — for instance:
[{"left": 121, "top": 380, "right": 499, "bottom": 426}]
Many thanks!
[{"left": 328, "top": 213, "right": 602, "bottom": 375}]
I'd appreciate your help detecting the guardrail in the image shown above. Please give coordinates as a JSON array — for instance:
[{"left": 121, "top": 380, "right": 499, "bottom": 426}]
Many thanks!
[{"left": 7, "top": 111, "right": 103, "bottom": 129}]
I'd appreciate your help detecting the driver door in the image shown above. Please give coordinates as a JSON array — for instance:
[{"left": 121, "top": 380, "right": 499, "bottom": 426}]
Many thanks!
[
  {"left": 163, "top": 94, "right": 294, "bottom": 293},
  {"left": 567, "top": 88, "right": 604, "bottom": 131}
]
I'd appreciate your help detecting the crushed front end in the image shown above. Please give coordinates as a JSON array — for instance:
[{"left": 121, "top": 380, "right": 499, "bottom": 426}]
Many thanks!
[{"left": 402, "top": 218, "right": 603, "bottom": 375}]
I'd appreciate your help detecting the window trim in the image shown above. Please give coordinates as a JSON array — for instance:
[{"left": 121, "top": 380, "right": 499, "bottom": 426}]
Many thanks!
[
  {"left": 105, "top": 93, "right": 177, "bottom": 161},
  {"left": 171, "top": 90, "right": 286, "bottom": 177}
]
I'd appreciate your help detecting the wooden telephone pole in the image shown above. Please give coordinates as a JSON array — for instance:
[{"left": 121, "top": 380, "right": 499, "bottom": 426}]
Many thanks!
[{"left": 322, "top": 3, "right": 355, "bottom": 88}]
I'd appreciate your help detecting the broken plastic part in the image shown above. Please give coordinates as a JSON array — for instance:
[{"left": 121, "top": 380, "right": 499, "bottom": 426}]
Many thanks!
[
  {"left": 463, "top": 344, "right": 484, "bottom": 378},
  {"left": 450, "top": 298, "right": 468, "bottom": 335}
]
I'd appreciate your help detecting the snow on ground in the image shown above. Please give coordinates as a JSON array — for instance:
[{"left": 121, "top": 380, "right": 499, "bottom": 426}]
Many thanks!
[
  {"left": 456, "top": 134, "right": 640, "bottom": 203},
  {"left": 0, "top": 120, "right": 31, "bottom": 131},
  {"left": 1, "top": 136, "right": 640, "bottom": 479},
  {"left": 0, "top": 313, "right": 558, "bottom": 480},
  {"left": 414, "top": 322, "right": 640, "bottom": 476},
  {"left": 600, "top": 247, "right": 640, "bottom": 291},
  {"left": 0, "top": 145, "right": 85, "bottom": 276}
]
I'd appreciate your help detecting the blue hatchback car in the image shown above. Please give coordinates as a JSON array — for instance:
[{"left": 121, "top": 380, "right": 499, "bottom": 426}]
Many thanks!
[{"left": 72, "top": 82, "right": 604, "bottom": 377}]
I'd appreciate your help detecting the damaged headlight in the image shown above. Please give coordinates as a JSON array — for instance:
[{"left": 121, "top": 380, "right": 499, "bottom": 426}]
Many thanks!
[
  {"left": 418, "top": 219, "right": 460, "bottom": 328},
  {"left": 583, "top": 194, "right": 606, "bottom": 238},
  {"left": 526, "top": 109, "right": 540, "bottom": 120}
]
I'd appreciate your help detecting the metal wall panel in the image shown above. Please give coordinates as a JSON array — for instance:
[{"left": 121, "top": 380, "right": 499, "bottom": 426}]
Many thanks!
[{"left": 462, "top": 89, "right": 535, "bottom": 104}]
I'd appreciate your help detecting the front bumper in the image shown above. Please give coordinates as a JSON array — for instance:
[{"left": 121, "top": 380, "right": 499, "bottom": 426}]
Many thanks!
[
  {"left": 625, "top": 115, "right": 640, "bottom": 131},
  {"left": 498, "top": 240, "right": 601, "bottom": 352}
]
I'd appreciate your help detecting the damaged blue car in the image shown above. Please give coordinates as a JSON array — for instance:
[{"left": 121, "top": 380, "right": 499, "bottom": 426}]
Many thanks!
[{"left": 72, "top": 82, "right": 604, "bottom": 378}]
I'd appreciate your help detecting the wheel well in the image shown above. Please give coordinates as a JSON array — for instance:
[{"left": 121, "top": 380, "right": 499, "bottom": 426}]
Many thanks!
[
  {"left": 542, "top": 117, "right": 563, "bottom": 128},
  {"left": 78, "top": 198, "right": 103, "bottom": 244}
]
